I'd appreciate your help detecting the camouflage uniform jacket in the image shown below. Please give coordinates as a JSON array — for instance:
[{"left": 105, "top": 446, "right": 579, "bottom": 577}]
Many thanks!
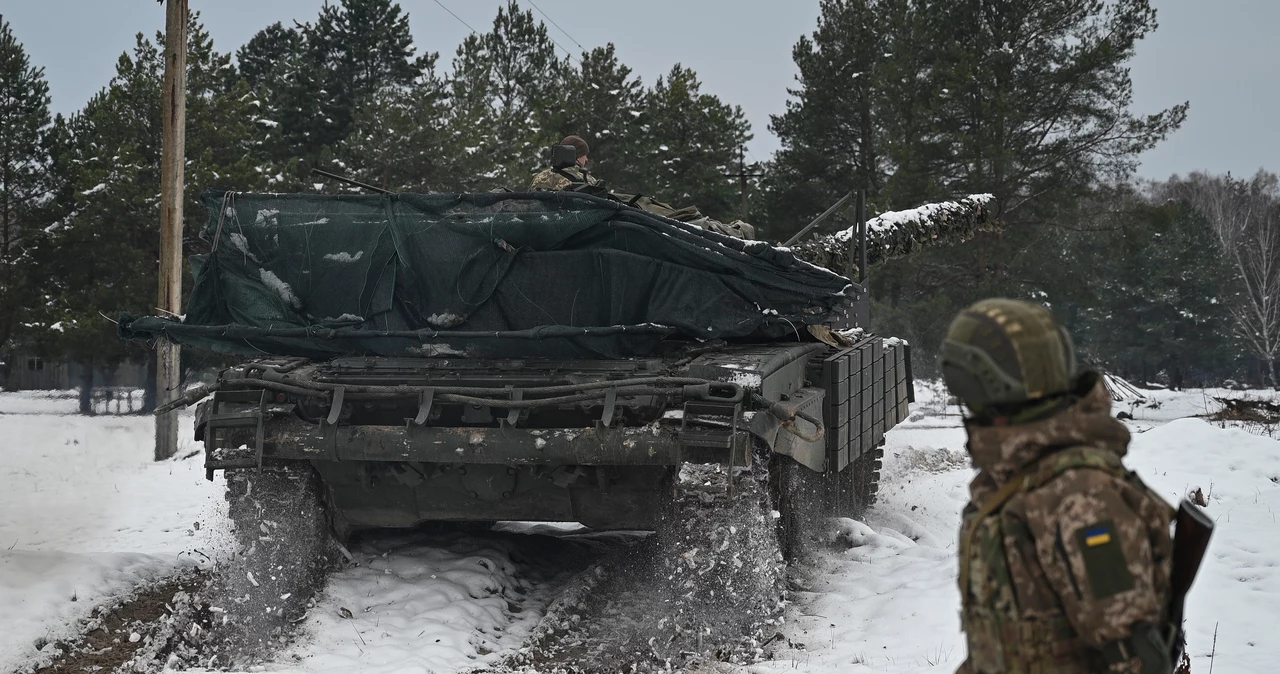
[
  {"left": 957, "top": 374, "right": 1176, "bottom": 674},
  {"left": 529, "top": 165, "right": 601, "bottom": 191}
]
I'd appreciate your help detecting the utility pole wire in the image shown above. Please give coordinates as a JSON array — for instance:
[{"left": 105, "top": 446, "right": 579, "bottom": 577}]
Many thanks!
[
  {"left": 430, "top": 0, "right": 580, "bottom": 65},
  {"left": 528, "top": 0, "right": 586, "bottom": 51},
  {"left": 430, "top": 0, "right": 479, "bottom": 35}
]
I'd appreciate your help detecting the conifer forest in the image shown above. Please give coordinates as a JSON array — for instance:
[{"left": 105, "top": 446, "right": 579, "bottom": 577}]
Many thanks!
[{"left": 0, "top": 0, "right": 1274, "bottom": 398}]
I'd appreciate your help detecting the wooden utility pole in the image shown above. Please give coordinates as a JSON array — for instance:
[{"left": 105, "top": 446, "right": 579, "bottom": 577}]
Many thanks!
[
  {"left": 723, "top": 146, "right": 764, "bottom": 220},
  {"left": 156, "top": 0, "right": 188, "bottom": 461}
]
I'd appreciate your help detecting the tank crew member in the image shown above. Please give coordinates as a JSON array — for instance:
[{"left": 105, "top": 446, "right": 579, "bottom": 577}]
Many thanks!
[{"left": 530, "top": 135, "right": 601, "bottom": 191}]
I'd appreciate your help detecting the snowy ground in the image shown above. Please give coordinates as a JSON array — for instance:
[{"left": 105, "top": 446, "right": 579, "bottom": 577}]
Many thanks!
[
  {"left": 756, "top": 383, "right": 1280, "bottom": 674},
  {"left": 0, "top": 392, "right": 214, "bottom": 670},
  {"left": 2, "top": 385, "right": 1278, "bottom": 673}
]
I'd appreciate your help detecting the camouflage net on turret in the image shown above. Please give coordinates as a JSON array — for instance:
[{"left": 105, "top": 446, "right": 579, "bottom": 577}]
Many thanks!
[{"left": 791, "top": 194, "right": 995, "bottom": 276}]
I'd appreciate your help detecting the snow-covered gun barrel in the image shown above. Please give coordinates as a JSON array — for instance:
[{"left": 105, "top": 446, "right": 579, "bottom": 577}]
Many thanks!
[{"left": 789, "top": 194, "right": 995, "bottom": 278}]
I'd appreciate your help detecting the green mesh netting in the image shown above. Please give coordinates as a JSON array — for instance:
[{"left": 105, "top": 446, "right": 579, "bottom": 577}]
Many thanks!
[{"left": 120, "top": 191, "right": 854, "bottom": 359}]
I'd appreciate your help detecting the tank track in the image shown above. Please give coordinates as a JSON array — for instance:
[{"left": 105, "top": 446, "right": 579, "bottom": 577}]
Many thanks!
[
  {"left": 849, "top": 444, "right": 884, "bottom": 513},
  {"left": 205, "top": 463, "right": 343, "bottom": 666},
  {"left": 489, "top": 461, "right": 786, "bottom": 673},
  {"left": 773, "top": 442, "right": 885, "bottom": 559}
]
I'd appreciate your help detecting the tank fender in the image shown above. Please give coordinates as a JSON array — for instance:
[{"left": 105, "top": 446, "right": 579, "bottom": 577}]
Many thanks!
[{"left": 747, "top": 386, "right": 826, "bottom": 472}]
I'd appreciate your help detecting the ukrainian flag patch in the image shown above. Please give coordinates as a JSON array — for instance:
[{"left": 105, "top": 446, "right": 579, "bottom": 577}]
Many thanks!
[{"left": 1084, "top": 526, "right": 1112, "bottom": 547}]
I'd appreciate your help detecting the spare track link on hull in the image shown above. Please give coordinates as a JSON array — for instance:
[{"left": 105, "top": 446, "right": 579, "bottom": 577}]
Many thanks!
[{"left": 211, "top": 463, "right": 342, "bottom": 665}]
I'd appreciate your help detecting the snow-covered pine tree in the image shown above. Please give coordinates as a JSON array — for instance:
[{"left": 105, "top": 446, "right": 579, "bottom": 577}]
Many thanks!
[
  {"left": 0, "top": 17, "right": 52, "bottom": 376},
  {"left": 240, "top": 0, "right": 426, "bottom": 174},
  {"left": 305, "top": 0, "right": 424, "bottom": 157},
  {"left": 236, "top": 22, "right": 316, "bottom": 176},
  {"left": 543, "top": 44, "right": 648, "bottom": 193},
  {"left": 448, "top": 0, "right": 568, "bottom": 191},
  {"left": 921, "top": 0, "right": 1186, "bottom": 228},
  {"left": 638, "top": 65, "right": 751, "bottom": 223},
  {"left": 770, "top": 0, "right": 1189, "bottom": 369},
  {"left": 237, "top": 21, "right": 302, "bottom": 91},
  {"left": 1059, "top": 185, "right": 1239, "bottom": 387},
  {"left": 182, "top": 21, "right": 274, "bottom": 197},
  {"left": 24, "top": 13, "right": 269, "bottom": 411},
  {"left": 23, "top": 36, "right": 163, "bottom": 412},
  {"left": 341, "top": 53, "right": 457, "bottom": 192}
]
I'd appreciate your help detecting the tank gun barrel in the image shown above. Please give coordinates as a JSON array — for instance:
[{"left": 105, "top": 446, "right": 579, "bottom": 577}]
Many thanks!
[{"left": 790, "top": 194, "right": 994, "bottom": 277}]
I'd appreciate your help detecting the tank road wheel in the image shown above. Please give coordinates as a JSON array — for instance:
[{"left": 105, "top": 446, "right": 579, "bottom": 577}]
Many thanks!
[{"left": 212, "top": 463, "right": 342, "bottom": 664}]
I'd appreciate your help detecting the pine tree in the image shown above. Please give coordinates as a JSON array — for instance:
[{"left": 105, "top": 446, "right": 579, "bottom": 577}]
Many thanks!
[
  {"left": 236, "top": 22, "right": 316, "bottom": 174},
  {"left": 773, "top": 0, "right": 1188, "bottom": 368},
  {"left": 764, "top": 0, "right": 885, "bottom": 235},
  {"left": 448, "top": 1, "right": 568, "bottom": 190},
  {"left": 0, "top": 17, "right": 52, "bottom": 371},
  {"left": 639, "top": 65, "right": 751, "bottom": 222},
  {"left": 304, "top": 0, "right": 424, "bottom": 156},
  {"left": 238, "top": 1, "right": 425, "bottom": 171},
  {"left": 1059, "top": 187, "right": 1238, "bottom": 386},
  {"left": 23, "top": 40, "right": 163, "bottom": 403},
  {"left": 23, "top": 13, "right": 269, "bottom": 407},
  {"left": 184, "top": 21, "right": 275, "bottom": 198},
  {"left": 543, "top": 44, "right": 648, "bottom": 190},
  {"left": 237, "top": 22, "right": 302, "bottom": 90},
  {"left": 922, "top": 0, "right": 1186, "bottom": 227},
  {"left": 902, "top": 0, "right": 1188, "bottom": 360},
  {"left": 341, "top": 53, "right": 457, "bottom": 192}
]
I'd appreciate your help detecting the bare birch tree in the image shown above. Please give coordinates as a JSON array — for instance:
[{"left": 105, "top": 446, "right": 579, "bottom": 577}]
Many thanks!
[{"left": 1172, "top": 172, "right": 1280, "bottom": 387}]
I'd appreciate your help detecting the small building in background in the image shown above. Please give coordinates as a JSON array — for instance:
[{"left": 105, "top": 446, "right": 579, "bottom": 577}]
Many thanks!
[{"left": 1, "top": 354, "right": 148, "bottom": 392}]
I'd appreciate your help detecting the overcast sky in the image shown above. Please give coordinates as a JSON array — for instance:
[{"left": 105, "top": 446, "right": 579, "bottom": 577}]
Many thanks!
[{"left": 3, "top": 0, "right": 1275, "bottom": 180}]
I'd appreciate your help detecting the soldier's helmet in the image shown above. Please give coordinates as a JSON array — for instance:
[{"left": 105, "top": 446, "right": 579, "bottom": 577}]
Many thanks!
[{"left": 938, "top": 298, "right": 1076, "bottom": 407}]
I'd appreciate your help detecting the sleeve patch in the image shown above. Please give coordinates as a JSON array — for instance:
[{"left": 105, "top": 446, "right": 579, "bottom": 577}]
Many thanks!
[
  {"left": 1076, "top": 519, "right": 1135, "bottom": 599},
  {"left": 1084, "top": 526, "right": 1112, "bottom": 547}
]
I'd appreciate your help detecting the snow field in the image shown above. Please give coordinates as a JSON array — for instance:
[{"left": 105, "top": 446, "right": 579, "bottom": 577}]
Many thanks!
[
  {"left": 0, "top": 402, "right": 217, "bottom": 671},
  {"left": 1125, "top": 418, "right": 1280, "bottom": 674},
  {"left": 3, "top": 385, "right": 1280, "bottom": 673},
  {"left": 0, "top": 391, "right": 626, "bottom": 674},
  {"left": 756, "top": 386, "right": 1280, "bottom": 674},
  {"left": 757, "top": 423, "right": 972, "bottom": 673}
]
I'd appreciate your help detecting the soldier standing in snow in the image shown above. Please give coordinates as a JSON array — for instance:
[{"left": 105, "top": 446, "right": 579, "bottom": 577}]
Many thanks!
[
  {"left": 941, "top": 298, "right": 1180, "bottom": 673},
  {"left": 529, "top": 135, "right": 601, "bottom": 191}
]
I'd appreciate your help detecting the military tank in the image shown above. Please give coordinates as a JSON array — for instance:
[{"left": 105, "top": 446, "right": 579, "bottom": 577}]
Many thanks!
[
  {"left": 126, "top": 188, "right": 918, "bottom": 539},
  {"left": 119, "top": 188, "right": 967, "bottom": 662}
]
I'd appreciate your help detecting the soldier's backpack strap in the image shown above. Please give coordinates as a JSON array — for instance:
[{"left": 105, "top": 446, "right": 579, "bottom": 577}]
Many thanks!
[
  {"left": 553, "top": 167, "right": 582, "bottom": 184},
  {"left": 959, "top": 445, "right": 1128, "bottom": 601}
]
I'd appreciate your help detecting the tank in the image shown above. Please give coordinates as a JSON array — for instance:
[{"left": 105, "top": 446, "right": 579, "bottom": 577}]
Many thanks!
[
  {"left": 124, "top": 189, "right": 914, "bottom": 547},
  {"left": 120, "top": 188, "right": 930, "bottom": 663}
]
